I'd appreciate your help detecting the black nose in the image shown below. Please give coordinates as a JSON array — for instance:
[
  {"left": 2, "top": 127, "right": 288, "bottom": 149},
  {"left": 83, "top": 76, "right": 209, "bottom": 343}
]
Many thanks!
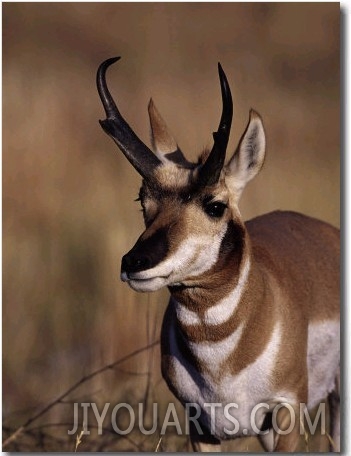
[
  {"left": 121, "top": 252, "right": 151, "bottom": 274},
  {"left": 120, "top": 227, "right": 169, "bottom": 276}
]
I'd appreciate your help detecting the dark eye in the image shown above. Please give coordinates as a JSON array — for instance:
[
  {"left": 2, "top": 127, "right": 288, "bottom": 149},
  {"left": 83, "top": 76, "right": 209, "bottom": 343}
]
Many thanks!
[{"left": 204, "top": 202, "right": 227, "bottom": 218}]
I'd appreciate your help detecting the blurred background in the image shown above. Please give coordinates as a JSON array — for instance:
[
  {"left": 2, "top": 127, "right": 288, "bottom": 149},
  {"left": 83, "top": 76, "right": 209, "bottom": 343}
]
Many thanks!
[{"left": 3, "top": 3, "right": 339, "bottom": 451}]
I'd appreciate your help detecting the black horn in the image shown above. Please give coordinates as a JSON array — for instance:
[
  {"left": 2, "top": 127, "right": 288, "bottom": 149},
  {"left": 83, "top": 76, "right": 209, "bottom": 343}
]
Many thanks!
[
  {"left": 197, "top": 63, "right": 233, "bottom": 186},
  {"left": 97, "top": 57, "right": 162, "bottom": 179}
]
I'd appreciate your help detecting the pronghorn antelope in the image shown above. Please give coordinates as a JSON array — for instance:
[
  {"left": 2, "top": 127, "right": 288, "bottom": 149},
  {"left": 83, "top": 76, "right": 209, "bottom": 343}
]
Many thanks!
[{"left": 96, "top": 57, "right": 340, "bottom": 452}]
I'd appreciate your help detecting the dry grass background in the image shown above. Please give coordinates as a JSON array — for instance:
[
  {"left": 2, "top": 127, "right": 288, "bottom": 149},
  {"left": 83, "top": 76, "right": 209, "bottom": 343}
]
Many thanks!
[{"left": 3, "top": 3, "right": 339, "bottom": 452}]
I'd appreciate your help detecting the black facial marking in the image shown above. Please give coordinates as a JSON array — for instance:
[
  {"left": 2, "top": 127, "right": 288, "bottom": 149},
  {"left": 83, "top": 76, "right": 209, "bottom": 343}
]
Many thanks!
[
  {"left": 140, "top": 181, "right": 179, "bottom": 202},
  {"left": 121, "top": 227, "right": 169, "bottom": 274},
  {"left": 140, "top": 179, "right": 202, "bottom": 209},
  {"left": 216, "top": 220, "right": 245, "bottom": 271}
]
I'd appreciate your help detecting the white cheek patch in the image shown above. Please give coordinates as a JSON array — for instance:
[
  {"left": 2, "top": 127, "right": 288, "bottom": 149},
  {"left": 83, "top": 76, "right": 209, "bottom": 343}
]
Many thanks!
[{"left": 137, "top": 226, "right": 227, "bottom": 283}]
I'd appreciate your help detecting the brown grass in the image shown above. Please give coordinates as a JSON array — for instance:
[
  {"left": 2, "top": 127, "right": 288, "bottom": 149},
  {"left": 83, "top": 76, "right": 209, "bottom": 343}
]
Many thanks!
[{"left": 3, "top": 3, "right": 339, "bottom": 451}]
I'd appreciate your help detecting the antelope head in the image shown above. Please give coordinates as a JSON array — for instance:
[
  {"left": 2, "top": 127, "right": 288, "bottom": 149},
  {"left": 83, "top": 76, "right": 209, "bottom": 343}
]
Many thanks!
[{"left": 97, "top": 57, "right": 265, "bottom": 293}]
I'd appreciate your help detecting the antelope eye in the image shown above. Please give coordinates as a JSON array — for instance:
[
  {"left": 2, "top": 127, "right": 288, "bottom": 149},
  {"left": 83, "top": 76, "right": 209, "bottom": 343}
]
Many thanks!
[{"left": 204, "top": 201, "right": 227, "bottom": 218}]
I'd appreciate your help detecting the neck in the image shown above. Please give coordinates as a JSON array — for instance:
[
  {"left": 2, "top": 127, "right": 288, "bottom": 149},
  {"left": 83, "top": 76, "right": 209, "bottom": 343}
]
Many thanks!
[
  {"left": 162, "top": 223, "right": 279, "bottom": 381},
  {"left": 165, "top": 246, "right": 277, "bottom": 378},
  {"left": 169, "top": 219, "right": 246, "bottom": 301},
  {"left": 168, "top": 220, "right": 260, "bottom": 342}
]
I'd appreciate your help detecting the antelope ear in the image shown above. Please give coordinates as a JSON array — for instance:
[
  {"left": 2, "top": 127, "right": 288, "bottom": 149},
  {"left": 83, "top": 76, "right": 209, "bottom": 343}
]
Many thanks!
[
  {"left": 148, "top": 99, "right": 190, "bottom": 166},
  {"left": 225, "top": 110, "right": 266, "bottom": 200}
]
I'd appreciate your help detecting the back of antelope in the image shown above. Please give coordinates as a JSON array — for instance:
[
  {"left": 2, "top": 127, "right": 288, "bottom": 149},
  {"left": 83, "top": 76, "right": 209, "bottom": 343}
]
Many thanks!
[{"left": 96, "top": 57, "right": 340, "bottom": 452}]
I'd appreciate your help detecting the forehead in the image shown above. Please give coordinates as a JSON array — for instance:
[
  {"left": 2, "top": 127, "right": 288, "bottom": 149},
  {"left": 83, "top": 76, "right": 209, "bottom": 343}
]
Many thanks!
[
  {"left": 153, "top": 162, "right": 194, "bottom": 189},
  {"left": 141, "top": 162, "right": 229, "bottom": 203},
  {"left": 141, "top": 163, "right": 194, "bottom": 203}
]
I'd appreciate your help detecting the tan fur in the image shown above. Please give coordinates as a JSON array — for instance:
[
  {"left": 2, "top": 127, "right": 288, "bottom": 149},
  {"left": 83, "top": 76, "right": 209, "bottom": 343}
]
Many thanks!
[{"left": 153, "top": 163, "right": 193, "bottom": 189}]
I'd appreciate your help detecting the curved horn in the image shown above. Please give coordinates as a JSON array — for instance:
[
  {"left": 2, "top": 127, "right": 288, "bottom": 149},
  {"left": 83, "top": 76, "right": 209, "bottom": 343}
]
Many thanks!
[
  {"left": 97, "top": 57, "right": 162, "bottom": 179},
  {"left": 197, "top": 63, "right": 233, "bottom": 186}
]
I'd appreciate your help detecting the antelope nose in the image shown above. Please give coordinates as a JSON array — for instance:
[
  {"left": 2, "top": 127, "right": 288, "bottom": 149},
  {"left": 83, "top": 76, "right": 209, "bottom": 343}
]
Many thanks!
[{"left": 121, "top": 252, "right": 151, "bottom": 275}]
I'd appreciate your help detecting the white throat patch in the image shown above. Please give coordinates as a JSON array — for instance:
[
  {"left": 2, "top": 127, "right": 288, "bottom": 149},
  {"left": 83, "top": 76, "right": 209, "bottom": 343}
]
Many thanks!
[{"left": 175, "top": 256, "right": 250, "bottom": 327}]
